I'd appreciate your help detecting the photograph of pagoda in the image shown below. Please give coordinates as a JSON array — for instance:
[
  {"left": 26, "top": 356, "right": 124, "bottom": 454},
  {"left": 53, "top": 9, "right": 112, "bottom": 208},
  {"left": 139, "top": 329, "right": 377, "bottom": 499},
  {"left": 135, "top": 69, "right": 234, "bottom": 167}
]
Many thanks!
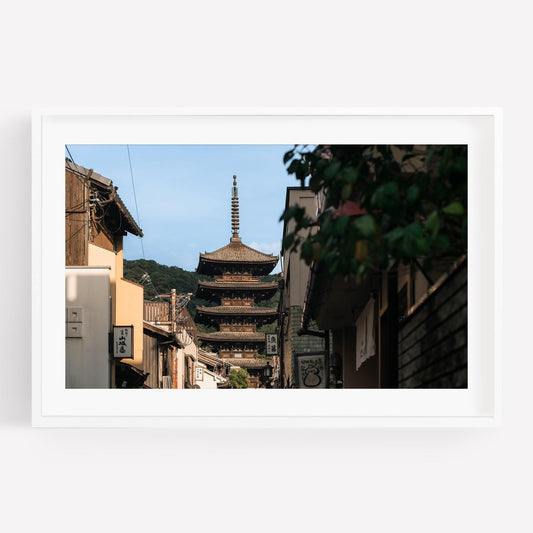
[{"left": 65, "top": 143, "right": 468, "bottom": 390}]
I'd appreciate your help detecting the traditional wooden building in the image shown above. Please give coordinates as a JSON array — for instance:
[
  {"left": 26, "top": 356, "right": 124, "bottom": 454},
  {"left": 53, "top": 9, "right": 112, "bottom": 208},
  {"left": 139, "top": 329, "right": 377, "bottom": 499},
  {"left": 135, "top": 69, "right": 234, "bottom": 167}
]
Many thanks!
[
  {"left": 141, "top": 321, "right": 179, "bottom": 389},
  {"left": 197, "top": 349, "right": 229, "bottom": 389},
  {"left": 143, "top": 292, "right": 199, "bottom": 389},
  {"left": 195, "top": 175, "right": 278, "bottom": 387},
  {"left": 65, "top": 159, "right": 145, "bottom": 388}
]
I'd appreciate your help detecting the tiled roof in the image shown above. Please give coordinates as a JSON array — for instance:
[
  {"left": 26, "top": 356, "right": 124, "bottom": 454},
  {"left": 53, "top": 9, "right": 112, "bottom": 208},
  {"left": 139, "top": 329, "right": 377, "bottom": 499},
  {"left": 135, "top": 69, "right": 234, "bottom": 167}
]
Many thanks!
[
  {"left": 114, "top": 193, "right": 143, "bottom": 237},
  {"left": 225, "top": 358, "right": 271, "bottom": 369},
  {"left": 196, "top": 305, "right": 278, "bottom": 316},
  {"left": 198, "top": 348, "right": 224, "bottom": 366},
  {"left": 197, "top": 280, "right": 278, "bottom": 291},
  {"left": 200, "top": 240, "right": 278, "bottom": 264},
  {"left": 198, "top": 331, "right": 266, "bottom": 342}
]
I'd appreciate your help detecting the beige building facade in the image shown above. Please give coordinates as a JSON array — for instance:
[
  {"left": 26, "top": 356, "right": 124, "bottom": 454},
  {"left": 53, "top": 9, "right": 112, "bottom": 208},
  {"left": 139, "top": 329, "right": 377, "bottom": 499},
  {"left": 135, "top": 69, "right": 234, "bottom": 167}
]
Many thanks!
[{"left": 279, "top": 187, "right": 326, "bottom": 388}]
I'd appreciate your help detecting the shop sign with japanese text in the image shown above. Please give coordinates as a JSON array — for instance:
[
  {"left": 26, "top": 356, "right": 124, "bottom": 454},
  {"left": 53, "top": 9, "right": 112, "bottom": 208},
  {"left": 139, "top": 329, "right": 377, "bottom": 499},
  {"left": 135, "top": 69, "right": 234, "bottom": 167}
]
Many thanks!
[
  {"left": 113, "top": 326, "right": 133, "bottom": 358},
  {"left": 296, "top": 353, "right": 327, "bottom": 388},
  {"left": 266, "top": 333, "right": 278, "bottom": 355}
]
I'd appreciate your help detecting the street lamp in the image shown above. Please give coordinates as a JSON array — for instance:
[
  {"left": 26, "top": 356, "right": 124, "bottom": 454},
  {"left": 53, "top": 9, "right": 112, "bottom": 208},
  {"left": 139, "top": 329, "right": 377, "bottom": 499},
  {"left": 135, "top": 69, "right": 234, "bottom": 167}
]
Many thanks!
[{"left": 263, "top": 361, "right": 273, "bottom": 378}]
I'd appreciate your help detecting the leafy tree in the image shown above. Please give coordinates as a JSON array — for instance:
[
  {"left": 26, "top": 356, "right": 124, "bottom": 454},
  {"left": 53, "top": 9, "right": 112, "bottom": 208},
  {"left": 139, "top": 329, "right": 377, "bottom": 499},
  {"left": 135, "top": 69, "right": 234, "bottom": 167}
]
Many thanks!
[
  {"left": 281, "top": 145, "right": 467, "bottom": 279},
  {"left": 228, "top": 368, "right": 249, "bottom": 389}
]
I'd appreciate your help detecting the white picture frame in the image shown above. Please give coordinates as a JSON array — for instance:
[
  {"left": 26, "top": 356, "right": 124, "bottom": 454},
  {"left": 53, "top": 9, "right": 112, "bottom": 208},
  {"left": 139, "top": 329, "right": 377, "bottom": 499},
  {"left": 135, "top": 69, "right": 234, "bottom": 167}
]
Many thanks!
[{"left": 32, "top": 108, "right": 502, "bottom": 427}]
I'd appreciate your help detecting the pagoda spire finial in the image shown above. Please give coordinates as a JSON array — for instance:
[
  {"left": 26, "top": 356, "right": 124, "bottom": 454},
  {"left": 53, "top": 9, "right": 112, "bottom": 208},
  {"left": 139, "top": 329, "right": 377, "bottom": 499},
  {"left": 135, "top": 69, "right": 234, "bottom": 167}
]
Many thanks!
[{"left": 231, "top": 174, "right": 241, "bottom": 242}]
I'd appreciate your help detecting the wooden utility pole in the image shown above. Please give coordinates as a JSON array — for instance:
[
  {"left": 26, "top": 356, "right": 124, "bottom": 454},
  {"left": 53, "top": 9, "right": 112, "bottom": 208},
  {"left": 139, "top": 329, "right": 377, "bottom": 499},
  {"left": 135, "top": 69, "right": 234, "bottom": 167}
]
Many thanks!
[{"left": 171, "top": 289, "right": 178, "bottom": 389}]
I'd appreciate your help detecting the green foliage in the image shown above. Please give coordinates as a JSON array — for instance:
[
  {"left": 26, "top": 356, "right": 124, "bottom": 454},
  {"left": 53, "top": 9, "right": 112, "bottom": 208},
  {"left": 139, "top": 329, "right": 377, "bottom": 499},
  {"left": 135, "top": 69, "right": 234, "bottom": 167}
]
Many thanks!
[
  {"left": 228, "top": 368, "right": 249, "bottom": 389},
  {"left": 260, "top": 274, "right": 281, "bottom": 308},
  {"left": 257, "top": 274, "right": 280, "bottom": 334},
  {"left": 257, "top": 322, "right": 277, "bottom": 334},
  {"left": 281, "top": 145, "right": 467, "bottom": 280}
]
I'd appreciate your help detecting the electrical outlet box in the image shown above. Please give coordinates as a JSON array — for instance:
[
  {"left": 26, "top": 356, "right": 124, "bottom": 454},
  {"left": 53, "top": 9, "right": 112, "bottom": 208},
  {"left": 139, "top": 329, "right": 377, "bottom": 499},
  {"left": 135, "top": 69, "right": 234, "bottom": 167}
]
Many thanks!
[
  {"left": 66, "top": 307, "right": 83, "bottom": 323},
  {"left": 66, "top": 323, "right": 83, "bottom": 338}
]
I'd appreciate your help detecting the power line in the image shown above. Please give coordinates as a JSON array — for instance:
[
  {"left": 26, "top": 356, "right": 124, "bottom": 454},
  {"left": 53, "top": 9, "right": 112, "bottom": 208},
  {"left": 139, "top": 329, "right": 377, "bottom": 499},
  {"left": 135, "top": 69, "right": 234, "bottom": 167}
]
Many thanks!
[
  {"left": 65, "top": 146, "right": 92, "bottom": 192},
  {"left": 138, "top": 271, "right": 161, "bottom": 301},
  {"left": 65, "top": 145, "right": 75, "bottom": 163},
  {"left": 126, "top": 145, "right": 145, "bottom": 259}
]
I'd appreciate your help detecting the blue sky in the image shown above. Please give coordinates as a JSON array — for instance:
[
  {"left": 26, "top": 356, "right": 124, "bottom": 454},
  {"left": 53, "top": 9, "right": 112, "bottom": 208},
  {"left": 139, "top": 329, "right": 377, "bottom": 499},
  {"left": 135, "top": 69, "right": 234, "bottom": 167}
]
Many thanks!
[{"left": 67, "top": 144, "right": 298, "bottom": 272}]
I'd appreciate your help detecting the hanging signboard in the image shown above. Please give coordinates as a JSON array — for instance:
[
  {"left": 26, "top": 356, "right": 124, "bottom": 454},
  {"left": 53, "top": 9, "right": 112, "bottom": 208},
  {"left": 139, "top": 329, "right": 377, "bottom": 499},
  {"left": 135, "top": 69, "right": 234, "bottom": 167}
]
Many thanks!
[
  {"left": 296, "top": 352, "right": 327, "bottom": 389},
  {"left": 266, "top": 333, "right": 278, "bottom": 355},
  {"left": 112, "top": 326, "right": 134, "bottom": 359}
]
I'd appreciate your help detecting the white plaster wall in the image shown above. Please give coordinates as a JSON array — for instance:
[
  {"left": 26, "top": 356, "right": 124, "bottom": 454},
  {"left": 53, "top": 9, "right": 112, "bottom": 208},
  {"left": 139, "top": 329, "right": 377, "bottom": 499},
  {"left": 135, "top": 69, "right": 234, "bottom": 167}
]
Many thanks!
[
  {"left": 287, "top": 189, "right": 317, "bottom": 306},
  {"left": 196, "top": 368, "right": 218, "bottom": 389},
  {"left": 65, "top": 268, "right": 111, "bottom": 388}
]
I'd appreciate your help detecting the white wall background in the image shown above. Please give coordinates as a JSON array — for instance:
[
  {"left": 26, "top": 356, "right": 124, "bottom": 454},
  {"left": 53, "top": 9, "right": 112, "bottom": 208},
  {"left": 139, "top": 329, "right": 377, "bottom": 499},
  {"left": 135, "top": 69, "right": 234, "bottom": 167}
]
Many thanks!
[{"left": 0, "top": 1, "right": 529, "bottom": 532}]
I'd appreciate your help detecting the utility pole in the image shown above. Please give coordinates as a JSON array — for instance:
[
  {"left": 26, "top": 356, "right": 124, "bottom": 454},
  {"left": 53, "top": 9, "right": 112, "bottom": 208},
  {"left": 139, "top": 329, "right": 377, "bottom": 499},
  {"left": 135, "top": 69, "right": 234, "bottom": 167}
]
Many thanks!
[{"left": 171, "top": 289, "right": 177, "bottom": 389}]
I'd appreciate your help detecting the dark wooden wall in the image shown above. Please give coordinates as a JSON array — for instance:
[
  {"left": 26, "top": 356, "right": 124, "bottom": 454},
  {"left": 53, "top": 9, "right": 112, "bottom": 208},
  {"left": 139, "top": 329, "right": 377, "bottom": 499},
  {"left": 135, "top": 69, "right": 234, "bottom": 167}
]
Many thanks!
[
  {"left": 398, "top": 260, "right": 467, "bottom": 388},
  {"left": 65, "top": 169, "right": 88, "bottom": 266},
  {"left": 143, "top": 332, "right": 160, "bottom": 389},
  {"left": 92, "top": 224, "right": 115, "bottom": 252}
]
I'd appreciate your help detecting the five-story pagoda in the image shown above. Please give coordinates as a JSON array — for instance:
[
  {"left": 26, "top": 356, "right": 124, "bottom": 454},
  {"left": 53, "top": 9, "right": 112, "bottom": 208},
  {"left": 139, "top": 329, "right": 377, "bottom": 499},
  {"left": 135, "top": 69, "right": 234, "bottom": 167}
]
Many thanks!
[{"left": 195, "top": 175, "right": 278, "bottom": 387}]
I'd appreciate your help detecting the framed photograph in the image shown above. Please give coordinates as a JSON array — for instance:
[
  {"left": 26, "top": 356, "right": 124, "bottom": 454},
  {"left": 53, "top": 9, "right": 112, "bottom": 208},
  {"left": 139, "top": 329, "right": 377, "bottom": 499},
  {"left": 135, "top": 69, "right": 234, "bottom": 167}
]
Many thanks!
[{"left": 32, "top": 109, "right": 501, "bottom": 427}]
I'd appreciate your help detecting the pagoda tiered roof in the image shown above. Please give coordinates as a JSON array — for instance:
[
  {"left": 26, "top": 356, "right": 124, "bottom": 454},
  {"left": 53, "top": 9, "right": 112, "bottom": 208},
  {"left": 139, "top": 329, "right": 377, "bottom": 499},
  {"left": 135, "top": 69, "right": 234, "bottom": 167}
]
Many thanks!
[
  {"left": 197, "top": 280, "right": 278, "bottom": 290},
  {"left": 198, "top": 331, "right": 267, "bottom": 350},
  {"left": 200, "top": 239, "right": 278, "bottom": 264},
  {"left": 226, "top": 358, "right": 270, "bottom": 370},
  {"left": 198, "top": 331, "right": 266, "bottom": 342},
  {"left": 196, "top": 279, "right": 278, "bottom": 302},
  {"left": 197, "top": 305, "right": 277, "bottom": 316},
  {"left": 197, "top": 239, "right": 278, "bottom": 276},
  {"left": 196, "top": 305, "right": 277, "bottom": 327}
]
